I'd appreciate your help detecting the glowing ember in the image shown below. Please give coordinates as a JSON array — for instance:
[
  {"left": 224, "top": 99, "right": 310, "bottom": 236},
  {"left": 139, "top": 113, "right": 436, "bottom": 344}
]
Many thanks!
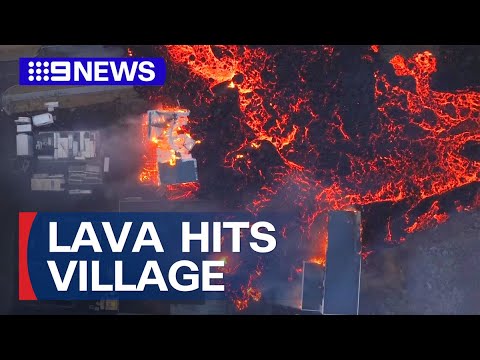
[
  {"left": 405, "top": 201, "right": 449, "bottom": 233},
  {"left": 309, "top": 257, "right": 326, "bottom": 266},
  {"left": 455, "top": 191, "right": 480, "bottom": 212},
  {"left": 213, "top": 254, "right": 241, "bottom": 275},
  {"left": 375, "top": 50, "right": 479, "bottom": 213},
  {"left": 139, "top": 117, "right": 159, "bottom": 186},
  {"left": 385, "top": 217, "right": 393, "bottom": 243},
  {"left": 361, "top": 250, "right": 374, "bottom": 261},
  {"left": 228, "top": 261, "right": 263, "bottom": 311},
  {"left": 139, "top": 109, "right": 200, "bottom": 199},
  {"left": 165, "top": 182, "right": 199, "bottom": 201}
]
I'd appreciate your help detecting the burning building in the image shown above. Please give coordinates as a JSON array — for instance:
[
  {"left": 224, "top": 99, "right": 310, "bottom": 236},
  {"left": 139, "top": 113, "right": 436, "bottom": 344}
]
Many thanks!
[
  {"left": 140, "top": 108, "right": 199, "bottom": 187},
  {"left": 301, "top": 210, "right": 362, "bottom": 315}
]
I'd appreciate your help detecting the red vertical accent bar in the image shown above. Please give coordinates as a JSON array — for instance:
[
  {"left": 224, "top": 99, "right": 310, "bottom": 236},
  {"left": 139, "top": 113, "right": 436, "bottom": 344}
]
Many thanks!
[{"left": 19, "top": 212, "right": 37, "bottom": 300}]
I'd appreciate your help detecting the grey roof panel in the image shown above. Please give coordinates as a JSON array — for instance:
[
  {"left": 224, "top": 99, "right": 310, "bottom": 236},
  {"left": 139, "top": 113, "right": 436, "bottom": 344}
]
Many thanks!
[
  {"left": 159, "top": 160, "right": 198, "bottom": 185},
  {"left": 301, "top": 262, "right": 324, "bottom": 312},
  {"left": 323, "top": 211, "right": 361, "bottom": 315}
]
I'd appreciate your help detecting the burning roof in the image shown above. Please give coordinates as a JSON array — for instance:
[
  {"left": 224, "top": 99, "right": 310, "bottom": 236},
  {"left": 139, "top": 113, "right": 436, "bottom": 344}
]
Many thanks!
[{"left": 139, "top": 108, "right": 200, "bottom": 187}]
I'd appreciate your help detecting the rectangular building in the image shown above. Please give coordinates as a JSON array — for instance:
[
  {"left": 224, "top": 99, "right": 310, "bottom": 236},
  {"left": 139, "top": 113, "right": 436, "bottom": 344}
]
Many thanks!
[
  {"left": 16, "top": 133, "right": 33, "bottom": 156},
  {"left": 323, "top": 210, "right": 362, "bottom": 315},
  {"left": 301, "top": 261, "right": 325, "bottom": 312},
  {"left": 29, "top": 130, "right": 104, "bottom": 194},
  {"left": 35, "top": 130, "right": 98, "bottom": 160},
  {"left": 31, "top": 174, "right": 65, "bottom": 191}
]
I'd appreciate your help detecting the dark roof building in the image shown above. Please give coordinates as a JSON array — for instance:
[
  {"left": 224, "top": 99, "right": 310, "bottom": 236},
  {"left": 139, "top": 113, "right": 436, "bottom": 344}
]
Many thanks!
[{"left": 323, "top": 210, "right": 362, "bottom": 315}]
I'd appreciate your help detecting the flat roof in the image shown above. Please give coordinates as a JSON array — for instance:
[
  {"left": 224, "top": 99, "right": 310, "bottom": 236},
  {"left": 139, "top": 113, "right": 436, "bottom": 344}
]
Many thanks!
[
  {"left": 301, "top": 262, "right": 324, "bottom": 312},
  {"left": 323, "top": 211, "right": 361, "bottom": 315}
]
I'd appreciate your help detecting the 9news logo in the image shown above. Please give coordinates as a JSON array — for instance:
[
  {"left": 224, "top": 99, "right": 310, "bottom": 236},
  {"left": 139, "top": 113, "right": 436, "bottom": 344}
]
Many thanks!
[{"left": 19, "top": 57, "right": 166, "bottom": 86}]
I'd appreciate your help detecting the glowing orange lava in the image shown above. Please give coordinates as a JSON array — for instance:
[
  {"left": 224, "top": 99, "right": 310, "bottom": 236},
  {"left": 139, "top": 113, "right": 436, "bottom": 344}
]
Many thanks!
[
  {"left": 405, "top": 200, "right": 449, "bottom": 233},
  {"left": 309, "top": 257, "right": 326, "bottom": 266},
  {"left": 139, "top": 117, "right": 159, "bottom": 186},
  {"left": 228, "top": 262, "right": 263, "bottom": 311},
  {"left": 213, "top": 254, "right": 241, "bottom": 275},
  {"left": 139, "top": 46, "right": 479, "bottom": 310},
  {"left": 166, "top": 182, "right": 199, "bottom": 201}
]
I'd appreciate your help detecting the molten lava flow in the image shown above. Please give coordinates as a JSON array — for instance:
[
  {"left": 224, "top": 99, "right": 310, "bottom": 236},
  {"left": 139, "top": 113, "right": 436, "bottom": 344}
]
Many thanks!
[
  {"left": 138, "top": 117, "right": 159, "bottom": 186},
  {"left": 139, "top": 109, "right": 200, "bottom": 199},
  {"left": 228, "top": 261, "right": 263, "bottom": 311},
  {"left": 375, "top": 51, "right": 480, "bottom": 208},
  {"left": 139, "top": 45, "right": 479, "bottom": 310},
  {"left": 307, "top": 222, "right": 328, "bottom": 267},
  {"left": 165, "top": 182, "right": 199, "bottom": 201}
]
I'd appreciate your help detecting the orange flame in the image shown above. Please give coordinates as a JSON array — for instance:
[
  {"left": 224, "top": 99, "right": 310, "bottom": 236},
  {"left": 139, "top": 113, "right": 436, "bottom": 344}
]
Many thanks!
[
  {"left": 405, "top": 201, "right": 449, "bottom": 233},
  {"left": 229, "top": 262, "right": 263, "bottom": 311}
]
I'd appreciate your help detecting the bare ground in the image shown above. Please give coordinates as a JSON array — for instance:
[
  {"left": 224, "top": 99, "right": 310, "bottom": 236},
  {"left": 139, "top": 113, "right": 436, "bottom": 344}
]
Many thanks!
[{"left": 361, "top": 209, "right": 480, "bottom": 314}]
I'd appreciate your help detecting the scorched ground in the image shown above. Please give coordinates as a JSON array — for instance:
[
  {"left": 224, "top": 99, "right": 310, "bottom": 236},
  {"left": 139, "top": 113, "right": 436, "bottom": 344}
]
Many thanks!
[{"left": 132, "top": 45, "right": 480, "bottom": 312}]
